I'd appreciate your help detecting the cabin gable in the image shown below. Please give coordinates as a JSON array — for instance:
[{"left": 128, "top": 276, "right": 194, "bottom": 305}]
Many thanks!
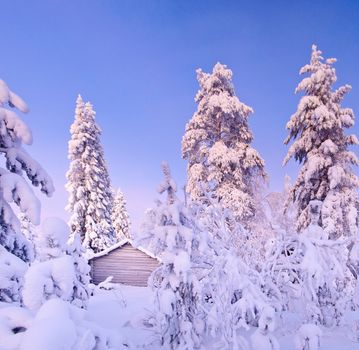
[{"left": 90, "top": 242, "right": 159, "bottom": 287}]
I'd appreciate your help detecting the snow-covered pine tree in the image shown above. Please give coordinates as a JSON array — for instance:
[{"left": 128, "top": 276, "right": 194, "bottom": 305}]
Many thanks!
[
  {"left": 284, "top": 45, "right": 359, "bottom": 238},
  {"left": 66, "top": 96, "right": 115, "bottom": 253},
  {"left": 111, "top": 188, "right": 131, "bottom": 241},
  {"left": 0, "top": 79, "right": 54, "bottom": 302},
  {"left": 145, "top": 162, "right": 206, "bottom": 349},
  {"left": 182, "top": 63, "right": 266, "bottom": 224}
]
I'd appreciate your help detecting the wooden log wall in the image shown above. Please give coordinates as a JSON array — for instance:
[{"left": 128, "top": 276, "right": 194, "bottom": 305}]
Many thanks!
[{"left": 90, "top": 243, "right": 160, "bottom": 287}]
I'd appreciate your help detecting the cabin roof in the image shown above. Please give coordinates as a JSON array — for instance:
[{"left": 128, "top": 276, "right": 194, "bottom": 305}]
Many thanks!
[{"left": 88, "top": 238, "right": 158, "bottom": 261}]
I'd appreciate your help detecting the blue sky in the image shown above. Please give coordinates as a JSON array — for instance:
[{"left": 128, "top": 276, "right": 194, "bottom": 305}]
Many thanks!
[{"left": 1, "top": 0, "right": 358, "bottom": 228}]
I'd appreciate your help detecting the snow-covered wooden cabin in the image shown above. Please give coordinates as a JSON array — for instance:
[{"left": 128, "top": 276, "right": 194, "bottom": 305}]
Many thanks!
[{"left": 89, "top": 239, "right": 160, "bottom": 287}]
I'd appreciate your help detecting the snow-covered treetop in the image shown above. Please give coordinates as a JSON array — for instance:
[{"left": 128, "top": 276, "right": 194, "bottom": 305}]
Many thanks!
[
  {"left": 284, "top": 45, "right": 358, "bottom": 164},
  {"left": 182, "top": 63, "right": 266, "bottom": 222},
  {"left": 183, "top": 63, "right": 255, "bottom": 158},
  {"left": 68, "top": 95, "right": 102, "bottom": 160},
  {"left": 157, "top": 161, "right": 177, "bottom": 205}
]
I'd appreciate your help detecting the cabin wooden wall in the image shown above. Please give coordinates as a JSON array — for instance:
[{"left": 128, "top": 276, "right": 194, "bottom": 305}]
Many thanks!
[{"left": 90, "top": 243, "right": 160, "bottom": 287}]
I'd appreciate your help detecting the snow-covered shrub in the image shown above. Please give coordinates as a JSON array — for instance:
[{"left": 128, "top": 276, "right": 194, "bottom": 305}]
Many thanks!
[
  {"left": 264, "top": 201, "right": 354, "bottom": 327},
  {"left": 0, "top": 304, "right": 33, "bottom": 349},
  {"left": 0, "top": 246, "right": 27, "bottom": 303},
  {"left": 23, "top": 218, "right": 91, "bottom": 310},
  {"left": 283, "top": 45, "right": 359, "bottom": 237},
  {"left": 66, "top": 95, "right": 115, "bottom": 253},
  {"left": 195, "top": 201, "right": 275, "bottom": 349},
  {"left": 18, "top": 298, "right": 126, "bottom": 350},
  {"left": 35, "top": 217, "right": 69, "bottom": 261},
  {"left": 182, "top": 62, "right": 266, "bottom": 225},
  {"left": 0, "top": 299, "right": 127, "bottom": 350},
  {"left": 251, "top": 306, "right": 280, "bottom": 350},
  {"left": 22, "top": 255, "right": 76, "bottom": 311},
  {"left": 19, "top": 214, "right": 36, "bottom": 262},
  {"left": 67, "top": 232, "right": 91, "bottom": 308},
  {"left": 349, "top": 319, "right": 359, "bottom": 342},
  {"left": 19, "top": 299, "right": 77, "bottom": 350},
  {"left": 144, "top": 162, "right": 206, "bottom": 349},
  {"left": 193, "top": 198, "right": 266, "bottom": 271},
  {"left": 204, "top": 248, "right": 270, "bottom": 349},
  {"left": 294, "top": 323, "right": 322, "bottom": 350}
]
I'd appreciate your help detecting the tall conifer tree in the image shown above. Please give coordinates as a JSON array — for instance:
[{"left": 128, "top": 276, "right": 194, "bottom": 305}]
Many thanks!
[
  {"left": 66, "top": 96, "right": 115, "bottom": 253},
  {"left": 284, "top": 45, "right": 359, "bottom": 238},
  {"left": 182, "top": 63, "right": 266, "bottom": 224}
]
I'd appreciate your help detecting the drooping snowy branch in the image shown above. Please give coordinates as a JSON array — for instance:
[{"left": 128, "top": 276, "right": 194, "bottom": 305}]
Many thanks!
[{"left": 0, "top": 79, "right": 53, "bottom": 270}]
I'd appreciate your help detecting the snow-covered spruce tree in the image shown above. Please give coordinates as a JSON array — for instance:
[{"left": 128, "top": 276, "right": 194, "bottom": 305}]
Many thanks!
[
  {"left": 182, "top": 63, "right": 266, "bottom": 224},
  {"left": 0, "top": 79, "right": 54, "bottom": 302},
  {"left": 139, "top": 162, "right": 180, "bottom": 257},
  {"left": 66, "top": 96, "right": 115, "bottom": 253},
  {"left": 111, "top": 188, "right": 131, "bottom": 241},
  {"left": 144, "top": 162, "right": 206, "bottom": 349},
  {"left": 284, "top": 45, "right": 359, "bottom": 238}
]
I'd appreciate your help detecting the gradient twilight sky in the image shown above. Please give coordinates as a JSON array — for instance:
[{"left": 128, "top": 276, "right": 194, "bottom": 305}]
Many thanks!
[{"left": 1, "top": 0, "right": 358, "bottom": 229}]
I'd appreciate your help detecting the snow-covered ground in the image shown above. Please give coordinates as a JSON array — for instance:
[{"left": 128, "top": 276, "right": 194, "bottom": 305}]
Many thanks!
[
  {"left": 87, "top": 284, "right": 359, "bottom": 350},
  {"left": 88, "top": 285, "right": 154, "bottom": 348}
]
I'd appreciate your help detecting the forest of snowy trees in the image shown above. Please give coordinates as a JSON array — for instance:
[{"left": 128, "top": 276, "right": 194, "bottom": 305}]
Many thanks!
[{"left": 1, "top": 45, "right": 359, "bottom": 350}]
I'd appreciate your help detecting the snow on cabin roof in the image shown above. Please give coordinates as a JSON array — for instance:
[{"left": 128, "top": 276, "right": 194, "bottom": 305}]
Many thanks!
[{"left": 88, "top": 238, "right": 159, "bottom": 260}]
